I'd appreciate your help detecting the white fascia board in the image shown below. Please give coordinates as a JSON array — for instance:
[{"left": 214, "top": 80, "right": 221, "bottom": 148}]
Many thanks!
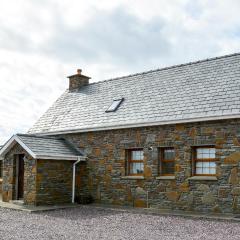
[
  {"left": 36, "top": 114, "right": 240, "bottom": 136},
  {"left": 0, "top": 135, "right": 87, "bottom": 161},
  {"left": 0, "top": 135, "right": 16, "bottom": 157},
  {"left": 0, "top": 135, "right": 37, "bottom": 159},
  {"left": 35, "top": 155, "right": 86, "bottom": 161}
]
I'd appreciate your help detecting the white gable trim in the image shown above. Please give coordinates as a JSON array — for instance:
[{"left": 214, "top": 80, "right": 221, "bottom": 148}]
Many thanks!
[
  {"left": 0, "top": 135, "right": 86, "bottom": 161},
  {"left": 0, "top": 135, "right": 36, "bottom": 158}
]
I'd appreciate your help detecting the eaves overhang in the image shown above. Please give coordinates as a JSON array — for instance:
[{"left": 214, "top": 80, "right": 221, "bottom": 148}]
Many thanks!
[{"left": 35, "top": 113, "right": 240, "bottom": 136}]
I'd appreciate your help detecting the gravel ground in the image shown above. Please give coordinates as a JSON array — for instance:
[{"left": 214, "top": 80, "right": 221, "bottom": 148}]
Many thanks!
[{"left": 0, "top": 206, "right": 239, "bottom": 240}]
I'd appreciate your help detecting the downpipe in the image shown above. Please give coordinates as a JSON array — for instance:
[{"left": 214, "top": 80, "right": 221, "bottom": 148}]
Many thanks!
[{"left": 72, "top": 157, "right": 82, "bottom": 203}]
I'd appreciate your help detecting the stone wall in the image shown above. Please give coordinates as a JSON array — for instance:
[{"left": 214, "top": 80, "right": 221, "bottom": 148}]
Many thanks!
[
  {"left": 63, "top": 119, "right": 240, "bottom": 213},
  {"left": 75, "top": 161, "right": 90, "bottom": 200},
  {"left": 36, "top": 159, "right": 73, "bottom": 205}
]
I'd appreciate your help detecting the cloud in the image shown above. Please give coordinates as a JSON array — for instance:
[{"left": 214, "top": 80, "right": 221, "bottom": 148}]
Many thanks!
[
  {"left": 1, "top": 0, "right": 240, "bottom": 144},
  {"left": 47, "top": 8, "right": 171, "bottom": 66},
  {"left": 0, "top": 6, "right": 172, "bottom": 67}
]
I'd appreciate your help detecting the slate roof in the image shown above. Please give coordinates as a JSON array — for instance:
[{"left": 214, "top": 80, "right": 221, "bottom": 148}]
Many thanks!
[
  {"left": 29, "top": 53, "right": 240, "bottom": 135},
  {"left": 0, "top": 134, "right": 83, "bottom": 160}
]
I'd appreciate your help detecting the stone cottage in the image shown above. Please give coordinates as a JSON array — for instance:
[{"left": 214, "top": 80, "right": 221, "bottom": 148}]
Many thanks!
[{"left": 1, "top": 53, "right": 240, "bottom": 213}]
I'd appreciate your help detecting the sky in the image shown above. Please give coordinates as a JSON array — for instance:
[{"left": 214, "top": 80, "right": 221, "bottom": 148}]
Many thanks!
[{"left": 1, "top": 0, "right": 240, "bottom": 144}]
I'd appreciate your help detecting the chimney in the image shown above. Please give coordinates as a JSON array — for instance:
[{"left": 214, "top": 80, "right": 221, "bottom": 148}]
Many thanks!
[{"left": 68, "top": 69, "right": 91, "bottom": 91}]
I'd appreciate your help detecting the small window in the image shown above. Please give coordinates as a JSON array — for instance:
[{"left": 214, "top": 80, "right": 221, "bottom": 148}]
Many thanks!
[
  {"left": 159, "top": 148, "right": 175, "bottom": 175},
  {"left": 193, "top": 147, "right": 216, "bottom": 176},
  {"left": 127, "top": 149, "right": 144, "bottom": 175},
  {"left": 106, "top": 98, "right": 124, "bottom": 112}
]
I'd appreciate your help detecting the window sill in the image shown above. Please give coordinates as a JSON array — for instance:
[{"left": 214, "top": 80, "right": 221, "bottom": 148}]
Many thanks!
[
  {"left": 121, "top": 176, "right": 145, "bottom": 180},
  {"left": 156, "top": 176, "right": 175, "bottom": 180},
  {"left": 221, "top": 164, "right": 238, "bottom": 167},
  {"left": 188, "top": 176, "right": 217, "bottom": 181}
]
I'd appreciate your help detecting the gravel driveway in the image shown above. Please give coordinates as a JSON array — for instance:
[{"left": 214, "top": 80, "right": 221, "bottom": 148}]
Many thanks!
[{"left": 0, "top": 206, "right": 239, "bottom": 240}]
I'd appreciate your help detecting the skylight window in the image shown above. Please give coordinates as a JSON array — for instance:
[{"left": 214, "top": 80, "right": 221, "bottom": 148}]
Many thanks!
[{"left": 106, "top": 98, "right": 124, "bottom": 112}]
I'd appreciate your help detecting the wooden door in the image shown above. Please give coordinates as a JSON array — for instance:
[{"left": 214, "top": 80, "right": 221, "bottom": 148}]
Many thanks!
[{"left": 17, "top": 154, "right": 24, "bottom": 199}]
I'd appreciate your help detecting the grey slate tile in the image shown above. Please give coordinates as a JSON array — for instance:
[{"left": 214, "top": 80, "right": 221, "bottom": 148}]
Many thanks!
[{"left": 28, "top": 53, "right": 240, "bottom": 134}]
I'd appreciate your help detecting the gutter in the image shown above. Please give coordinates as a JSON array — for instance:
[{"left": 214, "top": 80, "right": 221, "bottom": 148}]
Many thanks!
[{"left": 72, "top": 156, "right": 82, "bottom": 203}]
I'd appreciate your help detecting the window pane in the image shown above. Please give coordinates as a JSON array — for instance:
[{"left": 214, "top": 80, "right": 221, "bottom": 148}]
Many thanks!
[
  {"left": 196, "top": 148, "right": 215, "bottom": 159},
  {"left": 196, "top": 162, "right": 203, "bottom": 168},
  {"left": 106, "top": 99, "right": 123, "bottom": 112},
  {"left": 162, "top": 161, "right": 174, "bottom": 175},
  {"left": 164, "top": 149, "right": 175, "bottom": 160},
  {"left": 196, "top": 167, "right": 203, "bottom": 174},
  {"left": 197, "top": 148, "right": 204, "bottom": 154},
  {"left": 202, "top": 162, "right": 210, "bottom": 168},
  {"left": 195, "top": 161, "right": 216, "bottom": 175},
  {"left": 209, "top": 148, "right": 216, "bottom": 158},
  {"left": 209, "top": 167, "right": 216, "bottom": 174},
  {"left": 202, "top": 168, "right": 210, "bottom": 174},
  {"left": 131, "top": 150, "right": 144, "bottom": 160},
  {"left": 130, "top": 162, "right": 144, "bottom": 174},
  {"left": 209, "top": 162, "right": 216, "bottom": 168}
]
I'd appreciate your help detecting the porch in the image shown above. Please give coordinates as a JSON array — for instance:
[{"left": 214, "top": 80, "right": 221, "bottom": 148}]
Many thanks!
[{"left": 0, "top": 134, "right": 86, "bottom": 206}]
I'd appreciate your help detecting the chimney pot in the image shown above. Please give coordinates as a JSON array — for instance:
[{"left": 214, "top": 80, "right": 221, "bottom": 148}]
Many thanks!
[{"left": 67, "top": 69, "right": 91, "bottom": 91}]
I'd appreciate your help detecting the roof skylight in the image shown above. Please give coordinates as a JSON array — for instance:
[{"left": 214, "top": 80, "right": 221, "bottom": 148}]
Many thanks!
[{"left": 106, "top": 98, "right": 124, "bottom": 112}]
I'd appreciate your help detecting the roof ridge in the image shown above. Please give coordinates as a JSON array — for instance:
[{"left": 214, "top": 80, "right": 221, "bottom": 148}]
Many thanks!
[{"left": 88, "top": 52, "right": 240, "bottom": 86}]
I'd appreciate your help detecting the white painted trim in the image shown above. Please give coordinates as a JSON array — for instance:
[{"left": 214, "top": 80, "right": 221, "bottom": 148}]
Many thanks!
[
  {"left": 35, "top": 114, "right": 240, "bottom": 136},
  {"left": 156, "top": 176, "right": 175, "bottom": 180},
  {"left": 121, "top": 176, "right": 145, "bottom": 180},
  {"left": 188, "top": 176, "right": 218, "bottom": 181},
  {"left": 36, "top": 155, "right": 86, "bottom": 161},
  {"left": 0, "top": 136, "right": 17, "bottom": 157},
  {"left": 0, "top": 135, "right": 86, "bottom": 161},
  {"left": 0, "top": 135, "right": 36, "bottom": 158}
]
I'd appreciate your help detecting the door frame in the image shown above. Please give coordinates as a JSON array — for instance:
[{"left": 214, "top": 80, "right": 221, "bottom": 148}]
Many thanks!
[{"left": 15, "top": 154, "right": 24, "bottom": 200}]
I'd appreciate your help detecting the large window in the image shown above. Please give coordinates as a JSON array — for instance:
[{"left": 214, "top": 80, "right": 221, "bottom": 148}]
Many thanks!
[
  {"left": 159, "top": 148, "right": 175, "bottom": 176},
  {"left": 193, "top": 147, "right": 216, "bottom": 176},
  {"left": 127, "top": 149, "right": 144, "bottom": 175}
]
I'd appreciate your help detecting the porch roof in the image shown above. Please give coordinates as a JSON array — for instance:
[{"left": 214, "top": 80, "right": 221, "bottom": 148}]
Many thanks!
[{"left": 0, "top": 134, "right": 85, "bottom": 161}]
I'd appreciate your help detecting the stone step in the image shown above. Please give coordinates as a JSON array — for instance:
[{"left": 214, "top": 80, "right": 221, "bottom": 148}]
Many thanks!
[{"left": 10, "top": 200, "right": 24, "bottom": 206}]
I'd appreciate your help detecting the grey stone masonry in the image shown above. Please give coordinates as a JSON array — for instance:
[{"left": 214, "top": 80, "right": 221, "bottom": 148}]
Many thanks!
[
  {"left": 62, "top": 119, "right": 240, "bottom": 213},
  {"left": 36, "top": 159, "right": 73, "bottom": 205},
  {"left": 68, "top": 69, "right": 90, "bottom": 91}
]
